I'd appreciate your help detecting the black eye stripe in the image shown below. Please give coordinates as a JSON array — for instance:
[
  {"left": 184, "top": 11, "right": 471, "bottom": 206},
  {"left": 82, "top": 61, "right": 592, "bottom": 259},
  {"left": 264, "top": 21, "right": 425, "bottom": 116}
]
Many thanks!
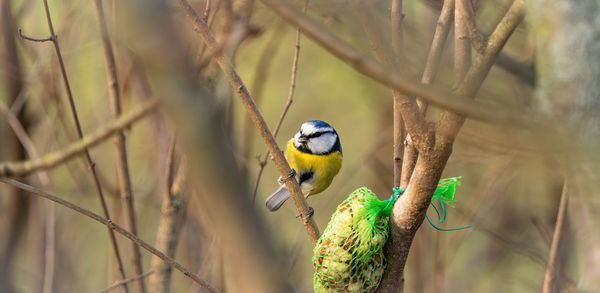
[{"left": 306, "top": 131, "right": 334, "bottom": 139}]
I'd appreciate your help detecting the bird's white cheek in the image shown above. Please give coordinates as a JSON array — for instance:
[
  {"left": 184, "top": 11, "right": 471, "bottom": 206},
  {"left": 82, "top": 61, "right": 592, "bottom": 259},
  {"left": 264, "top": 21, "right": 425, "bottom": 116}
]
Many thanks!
[
  {"left": 308, "top": 134, "right": 336, "bottom": 154},
  {"left": 293, "top": 132, "right": 302, "bottom": 148}
]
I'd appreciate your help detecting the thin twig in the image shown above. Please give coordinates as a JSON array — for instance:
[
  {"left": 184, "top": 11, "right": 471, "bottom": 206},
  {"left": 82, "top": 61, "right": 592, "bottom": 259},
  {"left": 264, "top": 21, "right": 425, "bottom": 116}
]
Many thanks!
[
  {"left": 149, "top": 137, "right": 186, "bottom": 293},
  {"left": 460, "top": 0, "right": 487, "bottom": 54},
  {"left": 34, "top": 0, "right": 130, "bottom": 289},
  {"left": 252, "top": 0, "right": 309, "bottom": 202},
  {"left": 203, "top": 0, "right": 212, "bottom": 21},
  {"left": 543, "top": 179, "right": 569, "bottom": 293},
  {"left": 99, "top": 271, "right": 155, "bottom": 293},
  {"left": 0, "top": 178, "right": 220, "bottom": 293},
  {"left": 421, "top": 0, "right": 454, "bottom": 87},
  {"left": 0, "top": 98, "right": 159, "bottom": 177},
  {"left": 437, "top": 0, "right": 526, "bottom": 143},
  {"left": 92, "top": 1, "right": 146, "bottom": 292},
  {"left": 18, "top": 28, "right": 53, "bottom": 42},
  {"left": 177, "top": 0, "right": 320, "bottom": 244},
  {"left": 165, "top": 136, "right": 177, "bottom": 200},
  {"left": 391, "top": 0, "right": 405, "bottom": 188},
  {"left": 0, "top": 101, "right": 43, "bottom": 168},
  {"left": 454, "top": 0, "right": 472, "bottom": 88}
]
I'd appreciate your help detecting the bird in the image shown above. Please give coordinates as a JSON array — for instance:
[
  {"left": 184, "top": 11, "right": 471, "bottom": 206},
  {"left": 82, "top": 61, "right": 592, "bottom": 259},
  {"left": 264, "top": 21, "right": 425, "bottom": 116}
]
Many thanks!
[{"left": 265, "top": 120, "right": 343, "bottom": 214}]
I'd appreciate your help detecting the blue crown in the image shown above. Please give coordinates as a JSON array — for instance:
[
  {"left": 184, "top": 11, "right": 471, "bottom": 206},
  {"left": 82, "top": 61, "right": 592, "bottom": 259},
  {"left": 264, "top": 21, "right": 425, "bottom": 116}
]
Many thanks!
[{"left": 306, "top": 120, "right": 332, "bottom": 129}]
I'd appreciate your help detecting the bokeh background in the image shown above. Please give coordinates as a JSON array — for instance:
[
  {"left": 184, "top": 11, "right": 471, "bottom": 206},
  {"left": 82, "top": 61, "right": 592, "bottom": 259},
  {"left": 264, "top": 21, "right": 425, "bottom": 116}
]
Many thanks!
[{"left": 1, "top": 0, "right": 598, "bottom": 292}]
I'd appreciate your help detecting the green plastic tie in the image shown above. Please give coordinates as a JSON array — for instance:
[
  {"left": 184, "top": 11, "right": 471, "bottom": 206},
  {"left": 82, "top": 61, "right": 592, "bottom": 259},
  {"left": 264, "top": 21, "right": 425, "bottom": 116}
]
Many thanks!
[{"left": 426, "top": 176, "right": 471, "bottom": 232}]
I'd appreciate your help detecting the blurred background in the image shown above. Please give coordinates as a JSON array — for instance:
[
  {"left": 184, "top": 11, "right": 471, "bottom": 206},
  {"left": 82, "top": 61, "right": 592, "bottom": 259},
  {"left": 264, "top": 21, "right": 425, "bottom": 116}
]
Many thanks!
[{"left": 1, "top": 0, "right": 598, "bottom": 292}]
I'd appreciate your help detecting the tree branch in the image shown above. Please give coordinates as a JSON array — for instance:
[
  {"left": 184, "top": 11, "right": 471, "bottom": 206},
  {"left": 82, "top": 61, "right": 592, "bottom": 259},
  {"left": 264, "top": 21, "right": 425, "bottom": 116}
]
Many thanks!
[
  {"left": 543, "top": 178, "right": 569, "bottom": 293},
  {"left": 454, "top": 0, "right": 472, "bottom": 87},
  {"left": 18, "top": 28, "right": 53, "bottom": 42},
  {"left": 0, "top": 178, "right": 219, "bottom": 293},
  {"left": 437, "top": 0, "right": 525, "bottom": 144},
  {"left": 92, "top": 2, "right": 146, "bottom": 292},
  {"left": 460, "top": 0, "right": 487, "bottom": 54},
  {"left": 401, "top": 0, "right": 454, "bottom": 189},
  {"left": 149, "top": 138, "right": 186, "bottom": 293},
  {"left": 100, "top": 271, "right": 154, "bottom": 293},
  {"left": 379, "top": 1, "right": 526, "bottom": 292},
  {"left": 0, "top": 98, "right": 159, "bottom": 177},
  {"left": 260, "top": 0, "right": 532, "bottom": 127},
  {"left": 176, "top": 0, "right": 320, "bottom": 244},
  {"left": 391, "top": 0, "right": 406, "bottom": 188}
]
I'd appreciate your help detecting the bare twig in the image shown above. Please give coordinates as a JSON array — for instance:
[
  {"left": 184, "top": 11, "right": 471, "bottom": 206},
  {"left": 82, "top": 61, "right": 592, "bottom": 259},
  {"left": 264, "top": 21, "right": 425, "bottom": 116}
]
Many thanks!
[
  {"left": 0, "top": 178, "right": 220, "bottom": 293},
  {"left": 421, "top": 0, "right": 455, "bottom": 87},
  {"left": 543, "top": 179, "right": 569, "bottom": 293},
  {"left": 460, "top": 0, "right": 487, "bottom": 53},
  {"left": 18, "top": 28, "right": 53, "bottom": 42},
  {"left": 423, "top": 0, "right": 534, "bottom": 86},
  {"left": 177, "top": 0, "right": 320, "bottom": 244},
  {"left": 0, "top": 98, "right": 159, "bottom": 177},
  {"left": 100, "top": 271, "right": 155, "bottom": 293},
  {"left": 0, "top": 101, "right": 42, "bottom": 168},
  {"left": 149, "top": 137, "right": 186, "bottom": 293},
  {"left": 92, "top": 1, "right": 146, "bottom": 292},
  {"left": 437, "top": 0, "right": 525, "bottom": 143},
  {"left": 391, "top": 0, "right": 405, "bottom": 188},
  {"left": 454, "top": 0, "right": 472, "bottom": 87},
  {"left": 203, "top": 0, "right": 211, "bottom": 21},
  {"left": 252, "top": 0, "right": 309, "bottom": 202}
]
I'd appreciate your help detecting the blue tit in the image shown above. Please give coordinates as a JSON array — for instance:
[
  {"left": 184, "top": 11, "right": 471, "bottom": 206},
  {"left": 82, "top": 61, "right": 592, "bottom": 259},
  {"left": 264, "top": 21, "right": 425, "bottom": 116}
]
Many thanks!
[{"left": 265, "top": 120, "right": 343, "bottom": 212}]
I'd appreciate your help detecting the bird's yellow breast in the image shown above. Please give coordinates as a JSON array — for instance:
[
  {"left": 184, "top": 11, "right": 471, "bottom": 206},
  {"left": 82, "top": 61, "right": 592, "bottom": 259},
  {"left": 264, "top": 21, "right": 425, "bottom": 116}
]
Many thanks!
[{"left": 285, "top": 138, "right": 342, "bottom": 196}]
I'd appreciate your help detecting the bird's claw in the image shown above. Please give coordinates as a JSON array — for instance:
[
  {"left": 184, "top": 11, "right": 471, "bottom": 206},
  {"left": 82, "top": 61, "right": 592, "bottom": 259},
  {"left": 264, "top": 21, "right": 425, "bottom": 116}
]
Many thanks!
[
  {"left": 296, "top": 206, "right": 314, "bottom": 220},
  {"left": 278, "top": 169, "right": 297, "bottom": 184}
]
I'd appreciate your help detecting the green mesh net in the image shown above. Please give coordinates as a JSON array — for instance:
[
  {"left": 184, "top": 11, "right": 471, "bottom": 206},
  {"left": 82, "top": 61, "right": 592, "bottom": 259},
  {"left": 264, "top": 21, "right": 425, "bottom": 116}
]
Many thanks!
[
  {"left": 313, "top": 177, "right": 469, "bottom": 292},
  {"left": 313, "top": 187, "right": 398, "bottom": 293}
]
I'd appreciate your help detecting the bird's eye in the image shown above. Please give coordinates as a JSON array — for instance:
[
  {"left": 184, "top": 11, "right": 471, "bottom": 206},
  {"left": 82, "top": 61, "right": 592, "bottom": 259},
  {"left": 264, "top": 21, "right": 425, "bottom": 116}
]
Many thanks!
[{"left": 308, "top": 132, "right": 323, "bottom": 139}]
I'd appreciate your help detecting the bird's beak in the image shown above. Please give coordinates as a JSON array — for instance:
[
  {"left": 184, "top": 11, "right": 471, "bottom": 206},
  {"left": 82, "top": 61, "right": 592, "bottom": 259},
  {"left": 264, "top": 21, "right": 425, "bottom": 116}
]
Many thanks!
[{"left": 298, "top": 135, "right": 308, "bottom": 144}]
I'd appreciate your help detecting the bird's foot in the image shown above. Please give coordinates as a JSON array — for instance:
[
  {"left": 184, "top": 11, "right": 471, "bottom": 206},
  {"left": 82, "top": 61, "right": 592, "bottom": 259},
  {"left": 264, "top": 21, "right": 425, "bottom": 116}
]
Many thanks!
[
  {"left": 296, "top": 206, "right": 314, "bottom": 220},
  {"left": 278, "top": 169, "right": 297, "bottom": 184}
]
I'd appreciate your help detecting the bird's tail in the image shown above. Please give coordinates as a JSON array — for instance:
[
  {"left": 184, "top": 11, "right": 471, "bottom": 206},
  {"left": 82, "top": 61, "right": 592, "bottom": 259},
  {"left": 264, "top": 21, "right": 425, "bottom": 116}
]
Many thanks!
[{"left": 265, "top": 186, "right": 290, "bottom": 211}]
